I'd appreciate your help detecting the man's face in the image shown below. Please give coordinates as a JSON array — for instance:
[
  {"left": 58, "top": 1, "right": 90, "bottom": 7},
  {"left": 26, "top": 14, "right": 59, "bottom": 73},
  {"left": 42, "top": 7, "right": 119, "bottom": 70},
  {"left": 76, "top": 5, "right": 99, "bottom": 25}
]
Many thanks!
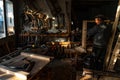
[{"left": 95, "top": 18, "right": 102, "bottom": 25}]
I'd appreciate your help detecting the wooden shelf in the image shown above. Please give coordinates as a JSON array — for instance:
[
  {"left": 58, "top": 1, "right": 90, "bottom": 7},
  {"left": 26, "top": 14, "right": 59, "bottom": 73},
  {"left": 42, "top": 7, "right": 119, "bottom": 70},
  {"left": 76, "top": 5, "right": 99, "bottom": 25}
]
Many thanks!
[{"left": 20, "top": 33, "right": 69, "bottom": 37}]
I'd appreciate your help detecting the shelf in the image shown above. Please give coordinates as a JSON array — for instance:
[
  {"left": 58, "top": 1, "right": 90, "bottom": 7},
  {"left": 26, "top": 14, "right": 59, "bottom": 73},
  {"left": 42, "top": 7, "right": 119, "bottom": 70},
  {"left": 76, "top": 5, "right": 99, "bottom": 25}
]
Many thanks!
[{"left": 20, "top": 33, "right": 69, "bottom": 37}]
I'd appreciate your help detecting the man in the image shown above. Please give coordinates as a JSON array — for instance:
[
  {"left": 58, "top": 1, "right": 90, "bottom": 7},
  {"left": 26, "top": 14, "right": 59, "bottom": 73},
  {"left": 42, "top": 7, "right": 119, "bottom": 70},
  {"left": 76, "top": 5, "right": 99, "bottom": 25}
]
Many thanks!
[{"left": 84, "top": 14, "right": 112, "bottom": 71}]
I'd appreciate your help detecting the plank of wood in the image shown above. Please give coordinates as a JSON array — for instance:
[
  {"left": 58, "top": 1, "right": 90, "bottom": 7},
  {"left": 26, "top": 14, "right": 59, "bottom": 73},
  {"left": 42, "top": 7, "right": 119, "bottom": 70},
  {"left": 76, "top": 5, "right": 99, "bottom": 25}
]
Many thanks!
[{"left": 104, "top": 0, "right": 120, "bottom": 70}]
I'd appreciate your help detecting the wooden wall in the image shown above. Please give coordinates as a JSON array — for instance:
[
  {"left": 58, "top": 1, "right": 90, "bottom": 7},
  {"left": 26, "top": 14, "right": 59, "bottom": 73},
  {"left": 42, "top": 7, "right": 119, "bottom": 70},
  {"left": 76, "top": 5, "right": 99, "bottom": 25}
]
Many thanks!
[{"left": 0, "top": 35, "right": 16, "bottom": 57}]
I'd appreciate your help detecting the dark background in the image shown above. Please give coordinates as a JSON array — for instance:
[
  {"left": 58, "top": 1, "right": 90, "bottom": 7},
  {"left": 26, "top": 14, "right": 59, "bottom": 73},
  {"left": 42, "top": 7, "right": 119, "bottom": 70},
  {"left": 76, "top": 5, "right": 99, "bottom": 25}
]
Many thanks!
[{"left": 71, "top": 0, "right": 118, "bottom": 29}]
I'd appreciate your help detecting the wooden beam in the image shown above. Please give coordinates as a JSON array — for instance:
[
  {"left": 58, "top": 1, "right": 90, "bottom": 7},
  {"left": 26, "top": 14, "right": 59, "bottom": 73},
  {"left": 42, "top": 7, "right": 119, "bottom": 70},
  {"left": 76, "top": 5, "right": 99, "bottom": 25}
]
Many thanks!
[
  {"left": 104, "top": 0, "right": 120, "bottom": 70},
  {"left": 82, "top": 20, "right": 87, "bottom": 49},
  {"left": 107, "top": 34, "right": 120, "bottom": 71}
]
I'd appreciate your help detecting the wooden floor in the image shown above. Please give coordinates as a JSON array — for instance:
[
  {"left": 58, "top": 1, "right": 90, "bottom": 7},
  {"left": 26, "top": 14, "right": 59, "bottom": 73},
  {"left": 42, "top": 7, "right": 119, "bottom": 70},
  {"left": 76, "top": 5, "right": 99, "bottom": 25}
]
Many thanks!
[
  {"left": 29, "top": 58, "right": 76, "bottom": 80},
  {"left": 77, "top": 75, "right": 120, "bottom": 80},
  {"left": 29, "top": 59, "right": 120, "bottom": 80},
  {"left": 76, "top": 71, "right": 120, "bottom": 80}
]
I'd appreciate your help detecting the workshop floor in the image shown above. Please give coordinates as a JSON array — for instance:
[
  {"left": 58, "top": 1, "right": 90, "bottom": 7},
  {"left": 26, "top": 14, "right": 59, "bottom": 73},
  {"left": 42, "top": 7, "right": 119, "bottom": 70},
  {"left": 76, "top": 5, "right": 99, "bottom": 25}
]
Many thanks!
[
  {"left": 76, "top": 70, "right": 120, "bottom": 80},
  {"left": 76, "top": 74, "right": 120, "bottom": 80},
  {"left": 26, "top": 56, "right": 120, "bottom": 80},
  {"left": 48, "top": 58, "right": 120, "bottom": 80}
]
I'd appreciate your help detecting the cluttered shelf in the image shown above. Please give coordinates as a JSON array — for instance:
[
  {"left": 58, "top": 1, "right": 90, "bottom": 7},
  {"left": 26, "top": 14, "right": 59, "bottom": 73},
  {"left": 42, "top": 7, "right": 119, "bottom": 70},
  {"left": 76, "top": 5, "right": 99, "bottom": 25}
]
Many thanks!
[{"left": 19, "top": 33, "right": 69, "bottom": 37}]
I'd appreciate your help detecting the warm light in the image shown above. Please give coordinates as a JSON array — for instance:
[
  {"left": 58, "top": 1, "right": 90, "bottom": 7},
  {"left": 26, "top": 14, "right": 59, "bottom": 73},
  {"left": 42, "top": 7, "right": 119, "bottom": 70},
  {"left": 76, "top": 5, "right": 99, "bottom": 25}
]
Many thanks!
[
  {"left": 119, "top": 34, "right": 120, "bottom": 38},
  {"left": 52, "top": 17, "right": 55, "bottom": 20},
  {"left": 15, "top": 73, "right": 27, "bottom": 80},
  {"left": 59, "top": 42, "right": 71, "bottom": 48},
  {"left": 113, "top": 49, "right": 120, "bottom": 63},
  {"left": 116, "top": 5, "right": 120, "bottom": 18},
  {"left": 54, "top": 24, "right": 58, "bottom": 27},
  {"left": 21, "top": 52, "right": 50, "bottom": 61},
  {"left": 51, "top": 42, "right": 55, "bottom": 45},
  {"left": 8, "top": 27, "right": 14, "bottom": 32},
  {"left": 0, "top": 65, "right": 28, "bottom": 80},
  {"left": 55, "top": 38, "right": 66, "bottom": 42},
  {"left": 117, "top": 5, "right": 120, "bottom": 12},
  {"left": 71, "top": 21, "right": 73, "bottom": 25},
  {"left": 30, "top": 54, "right": 33, "bottom": 57},
  {"left": 44, "top": 15, "right": 49, "bottom": 21},
  {"left": 115, "top": 49, "right": 120, "bottom": 53},
  {"left": 6, "top": 70, "right": 10, "bottom": 74},
  {"left": 113, "top": 58, "right": 117, "bottom": 64},
  {"left": 46, "top": 15, "right": 49, "bottom": 19},
  {"left": 60, "top": 39, "right": 65, "bottom": 42}
]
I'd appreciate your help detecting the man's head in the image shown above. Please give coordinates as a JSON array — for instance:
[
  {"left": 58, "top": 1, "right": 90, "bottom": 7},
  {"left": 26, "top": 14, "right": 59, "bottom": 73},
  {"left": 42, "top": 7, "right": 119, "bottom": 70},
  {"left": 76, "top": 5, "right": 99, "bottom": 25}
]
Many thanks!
[{"left": 94, "top": 15, "right": 105, "bottom": 25}]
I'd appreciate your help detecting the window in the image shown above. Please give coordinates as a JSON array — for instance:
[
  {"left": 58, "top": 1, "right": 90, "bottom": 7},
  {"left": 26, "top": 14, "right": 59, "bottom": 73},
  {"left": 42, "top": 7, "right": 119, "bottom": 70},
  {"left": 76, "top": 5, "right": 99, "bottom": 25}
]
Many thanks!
[
  {"left": 6, "top": 0, "right": 14, "bottom": 36},
  {"left": 0, "top": 0, "right": 6, "bottom": 38},
  {"left": 0, "top": 0, "right": 14, "bottom": 38}
]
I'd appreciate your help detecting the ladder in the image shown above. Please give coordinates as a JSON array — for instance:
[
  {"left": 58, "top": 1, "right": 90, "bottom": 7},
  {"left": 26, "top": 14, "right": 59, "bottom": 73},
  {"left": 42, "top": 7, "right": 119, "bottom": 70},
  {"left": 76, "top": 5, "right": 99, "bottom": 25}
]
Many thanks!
[
  {"left": 106, "top": 0, "right": 120, "bottom": 71},
  {"left": 108, "top": 34, "right": 120, "bottom": 71}
]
